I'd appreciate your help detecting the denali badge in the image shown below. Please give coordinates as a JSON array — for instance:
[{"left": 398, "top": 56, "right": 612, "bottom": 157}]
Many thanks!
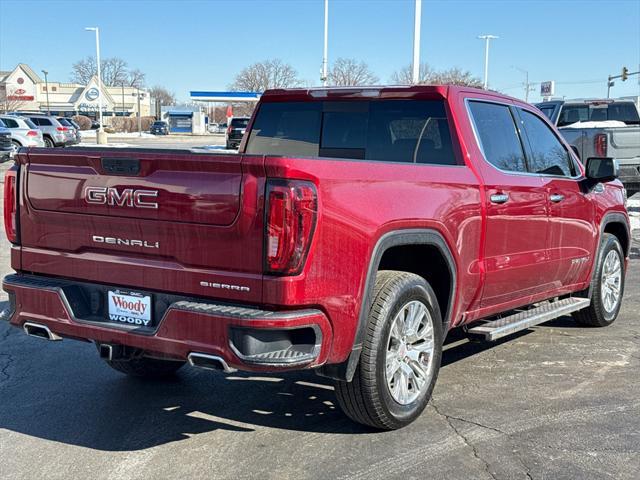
[
  {"left": 84, "top": 186, "right": 159, "bottom": 209},
  {"left": 92, "top": 235, "right": 159, "bottom": 249},
  {"left": 200, "top": 280, "right": 250, "bottom": 292}
]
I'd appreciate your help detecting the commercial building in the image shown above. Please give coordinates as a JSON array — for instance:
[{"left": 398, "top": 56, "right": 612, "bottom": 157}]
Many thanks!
[{"left": 0, "top": 63, "right": 151, "bottom": 122}]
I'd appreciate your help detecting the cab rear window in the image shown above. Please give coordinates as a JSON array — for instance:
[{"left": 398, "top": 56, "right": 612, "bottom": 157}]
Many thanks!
[{"left": 245, "top": 100, "right": 458, "bottom": 165}]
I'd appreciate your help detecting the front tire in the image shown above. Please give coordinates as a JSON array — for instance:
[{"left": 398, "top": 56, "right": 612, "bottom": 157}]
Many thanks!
[
  {"left": 105, "top": 357, "right": 185, "bottom": 379},
  {"left": 334, "top": 271, "right": 443, "bottom": 430},
  {"left": 573, "top": 233, "right": 625, "bottom": 327}
]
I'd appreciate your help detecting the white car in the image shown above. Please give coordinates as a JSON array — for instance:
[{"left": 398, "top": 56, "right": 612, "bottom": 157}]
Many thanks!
[{"left": 0, "top": 115, "right": 45, "bottom": 148}]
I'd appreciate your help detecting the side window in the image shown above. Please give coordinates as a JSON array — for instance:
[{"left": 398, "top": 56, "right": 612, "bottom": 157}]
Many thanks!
[
  {"left": 519, "top": 109, "right": 574, "bottom": 177},
  {"left": 468, "top": 101, "right": 527, "bottom": 172},
  {"left": 3, "top": 118, "right": 19, "bottom": 128},
  {"left": 39, "top": 118, "right": 52, "bottom": 126},
  {"left": 30, "top": 118, "right": 42, "bottom": 126}
]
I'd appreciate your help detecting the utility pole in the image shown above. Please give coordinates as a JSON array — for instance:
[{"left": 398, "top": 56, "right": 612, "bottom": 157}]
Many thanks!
[
  {"left": 121, "top": 82, "right": 125, "bottom": 119},
  {"left": 478, "top": 34, "right": 498, "bottom": 90},
  {"left": 321, "top": 0, "right": 329, "bottom": 86},
  {"left": 511, "top": 65, "right": 534, "bottom": 102},
  {"left": 412, "top": 0, "right": 422, "bottom": 84},
  {"left": 41, "top": 70, "right": 50, "bottom": 114}
]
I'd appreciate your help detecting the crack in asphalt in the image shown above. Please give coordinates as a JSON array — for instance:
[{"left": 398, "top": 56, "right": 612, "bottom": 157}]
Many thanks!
[
  {"left": 0, "top": 353, "right": 14, "bottom": 382},
  {"left": 431, "top": 403, "right": 499, "bottom": 480},
  {"left": 431, "top": 403, "right": 534, "bottom": 480}
]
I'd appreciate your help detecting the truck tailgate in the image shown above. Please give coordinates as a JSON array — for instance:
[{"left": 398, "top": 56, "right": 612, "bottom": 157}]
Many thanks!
[
  {"left": 18, "top": 149, "right": 265, "bottom": 303},
  {"left": 609, "top": 127, "right": 640, "bottom": 161}
]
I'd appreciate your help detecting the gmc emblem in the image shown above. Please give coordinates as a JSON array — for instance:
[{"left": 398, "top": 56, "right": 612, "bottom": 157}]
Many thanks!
[{"left": 84, "top": 187, "right": 159, "bottom": 209}]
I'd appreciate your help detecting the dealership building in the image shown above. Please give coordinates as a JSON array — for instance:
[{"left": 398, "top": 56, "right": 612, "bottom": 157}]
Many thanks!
[{"left": 0, "top": 63, "right": 151, "bottom": 121}]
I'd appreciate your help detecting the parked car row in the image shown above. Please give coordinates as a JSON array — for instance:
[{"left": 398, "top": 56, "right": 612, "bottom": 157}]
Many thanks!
[{"left": 0, "top": 113, "right": 80, "bottom": 148}]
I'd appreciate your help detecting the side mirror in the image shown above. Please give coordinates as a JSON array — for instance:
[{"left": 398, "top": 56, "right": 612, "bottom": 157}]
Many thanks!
[{"left": 585, "top": 157, "right": 618, "bottom": 183}]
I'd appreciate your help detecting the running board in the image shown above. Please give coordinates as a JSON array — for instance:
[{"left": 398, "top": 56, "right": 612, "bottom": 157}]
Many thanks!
[{"left": 466, "top": 297, "right": 590, "bottom": 341}]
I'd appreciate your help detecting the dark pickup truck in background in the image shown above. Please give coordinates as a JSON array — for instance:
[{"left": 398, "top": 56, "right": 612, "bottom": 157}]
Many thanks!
[
  {"left": 2, "top": 85, "right": 631, "bottom": 430},
  {"left": 536, "top": 98, "right": 640, "bottom": 197}
]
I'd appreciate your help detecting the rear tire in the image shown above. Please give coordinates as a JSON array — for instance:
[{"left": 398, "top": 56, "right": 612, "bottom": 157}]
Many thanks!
[
  {"left": 11, "top": 140, "right": 21, "bottom": 149},
  {"left": 573, "top": 233, "right": 625, "bottom": 327},
  {"left": 334, "top": 271, "right": 443, "bottom": 430},
  {"left": 105, "top": 357, "right": 185, "bottom": 379},
  {"left": 43, "top": 136, "right": 54, "bottom": 148}
]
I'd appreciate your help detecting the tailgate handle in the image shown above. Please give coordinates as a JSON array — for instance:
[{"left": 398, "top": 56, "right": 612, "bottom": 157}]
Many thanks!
[{"left": 101, "top": 157, "right": 140, "bottom": 176}]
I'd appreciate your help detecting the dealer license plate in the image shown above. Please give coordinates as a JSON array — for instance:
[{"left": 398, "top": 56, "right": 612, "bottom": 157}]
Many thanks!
[{"left": 107, "top": 290, "right": 152, "bottom": 327}]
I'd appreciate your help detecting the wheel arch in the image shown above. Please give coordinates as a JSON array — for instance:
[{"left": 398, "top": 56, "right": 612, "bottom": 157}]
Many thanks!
[
  {"left": 317, "top": 228, "right": 457, "bottom": 381},
  {"left": 584, "top": 212, "right": 631, "bottom": 299}
]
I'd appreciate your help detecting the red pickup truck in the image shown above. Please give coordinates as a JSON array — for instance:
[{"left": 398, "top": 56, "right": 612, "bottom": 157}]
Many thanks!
[{"left": 2, "top": 86, "right": 631, "bottom": 430}]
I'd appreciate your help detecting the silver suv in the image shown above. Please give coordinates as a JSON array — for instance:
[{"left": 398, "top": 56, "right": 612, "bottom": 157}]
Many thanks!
[
  {"left": 57, "top": 117, "right": 81, "bottom": 144},
  {"left": 0, "top": 115, "right": 45, "bottom": 148},
  {"left": 23, "top": 114, "right": 71, "bottom": 147}
]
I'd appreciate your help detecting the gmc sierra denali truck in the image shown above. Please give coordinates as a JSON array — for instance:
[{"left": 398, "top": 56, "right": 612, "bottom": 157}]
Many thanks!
[{"left": 2, "top": 86, "right": 630, "bottom": 430}]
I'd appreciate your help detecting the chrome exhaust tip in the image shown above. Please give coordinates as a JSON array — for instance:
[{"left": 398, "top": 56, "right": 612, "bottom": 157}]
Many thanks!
[
  {"left": 98, "top": 344, "right": 113, "bottom": 361},
  {"left": 23, "top": 322, "right": 62, "bottom": 341},
  {"left": 187, "top": 352, "right": 236, "bottom": 373}
]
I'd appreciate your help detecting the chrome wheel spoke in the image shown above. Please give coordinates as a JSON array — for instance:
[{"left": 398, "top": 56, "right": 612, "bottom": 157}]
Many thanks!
[
  {"left": 601, "top": 250, "right": 622, "bottom": 313},
  {"left": 385, "top": 300, "right": 435, "bottom": 405}
]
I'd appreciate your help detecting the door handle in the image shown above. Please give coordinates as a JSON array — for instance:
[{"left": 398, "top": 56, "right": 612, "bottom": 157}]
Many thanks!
[
  {"left": 550, "top": 193, "right": 565, "bottom": 203},
  {"left": 490, "top": 193, "right": 509, "bottom": 204}
]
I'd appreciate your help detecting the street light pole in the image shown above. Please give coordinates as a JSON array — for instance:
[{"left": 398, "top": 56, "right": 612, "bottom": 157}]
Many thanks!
[
  {"left": 85, "top": 27, "right": 103, "bottom": 132},
  {"left": 41, "top": 70, "right": 50, "bottom": 114},
  {"left": 321, "top": 0, "right": 328, "bottom": 86},
  {"left": 478, "top": 34, "right": 498, "bottom": 90},
  {"left": 412, "top": 0, "right": 422, "bottom": 84},
  {"left": 137, "top": 87, "right": 142, "bottom": 137}
]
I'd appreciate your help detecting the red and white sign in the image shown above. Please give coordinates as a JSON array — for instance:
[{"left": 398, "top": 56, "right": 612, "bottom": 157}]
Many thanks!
[
  {"left": 7, "top": 96, "right": 34, "bottom": 101},
  {"left": 14, "top": 88, "right": 26, "bottom": 95}
]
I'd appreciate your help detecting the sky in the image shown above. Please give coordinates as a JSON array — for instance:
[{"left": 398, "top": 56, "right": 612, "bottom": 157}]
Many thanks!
[{"left": 1, "top": 0, "right": 639, "bottom": 103}]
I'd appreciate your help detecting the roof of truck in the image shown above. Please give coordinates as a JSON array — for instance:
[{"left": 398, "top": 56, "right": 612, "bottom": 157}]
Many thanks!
[{"left": 260, "top": 84, "right": 500, "bottom": 101}]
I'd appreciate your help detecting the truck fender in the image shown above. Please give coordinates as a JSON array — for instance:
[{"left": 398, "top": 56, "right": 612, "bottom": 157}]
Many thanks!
[
  {"left": 586, "top": 212, "right": 631, "bottom": 298},
  {"left": 317, "top": 228, "right": 457, "bottom": 382}
]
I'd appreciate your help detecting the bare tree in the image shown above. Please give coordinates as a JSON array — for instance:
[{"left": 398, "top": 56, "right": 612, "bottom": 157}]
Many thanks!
[
  {"left": 149, "top": 86, "right": 176, "bottom": 106},
  {"left": 0, "top": 86, "right": 29, "bottom": 113},
  {"left": 328, "top": 58, "right": 379, "bottom": 86},
  {"left": 430, "top": 68, "right": 483, "bottom": 87},
  {"left": 230, "top": 59, "right": 301, "bottom": 92},
  {"left": 390, "top": 62, "right": 433, "bottom": 85},
  {"left": 71, "top": 56, "right": 145, "bottom": 87},
  {"left": 128, "top": 69, "right": 146, "bottom": 88},
  {"left": 390, "top": 63, "right": 482, "bottom": 87}
]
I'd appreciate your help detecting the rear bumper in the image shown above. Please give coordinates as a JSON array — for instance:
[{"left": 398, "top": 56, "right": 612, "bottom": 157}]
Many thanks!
[{"left": 2, "top": 273, "right": 332, "bottom": 372}]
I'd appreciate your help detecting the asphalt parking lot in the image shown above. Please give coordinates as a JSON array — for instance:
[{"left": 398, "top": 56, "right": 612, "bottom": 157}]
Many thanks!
[{"left": 0, "top": 157, "right": 639, "bottom": 480}]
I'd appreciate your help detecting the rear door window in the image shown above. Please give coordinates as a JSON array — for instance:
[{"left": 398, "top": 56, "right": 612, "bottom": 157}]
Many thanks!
[
  {"left": 246, "top": 99, "right": 458, "bottom": 165},
  {"left": 468, "top": 101, "right": 527, "bottom": 173}
]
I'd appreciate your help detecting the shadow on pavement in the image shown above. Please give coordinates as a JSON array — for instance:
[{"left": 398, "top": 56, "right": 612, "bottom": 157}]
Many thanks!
[{"left": 0, "top": 308, "right": 567, "bottom": 451}]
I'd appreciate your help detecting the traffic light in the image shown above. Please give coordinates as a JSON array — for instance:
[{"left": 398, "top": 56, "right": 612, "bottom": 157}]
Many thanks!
[{"left": 622, "top": 66, "right": 629, "bottom": 81}]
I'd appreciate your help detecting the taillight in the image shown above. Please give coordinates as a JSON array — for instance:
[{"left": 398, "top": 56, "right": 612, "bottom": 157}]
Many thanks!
[
  {"left": 56, "top": 126, "right": 68, "bottom": 132},
  {"left": 26, "top": 130, "right": 38, "bottom": 137},
  {"left": 265, "top": 180, "right": 317, "bottom": 275},
  {"left": 3, "top": 167, "right": 18, "bottom": 244},
  {"left": 594, "top": 133, "right": 607, "bottom": 157}
]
